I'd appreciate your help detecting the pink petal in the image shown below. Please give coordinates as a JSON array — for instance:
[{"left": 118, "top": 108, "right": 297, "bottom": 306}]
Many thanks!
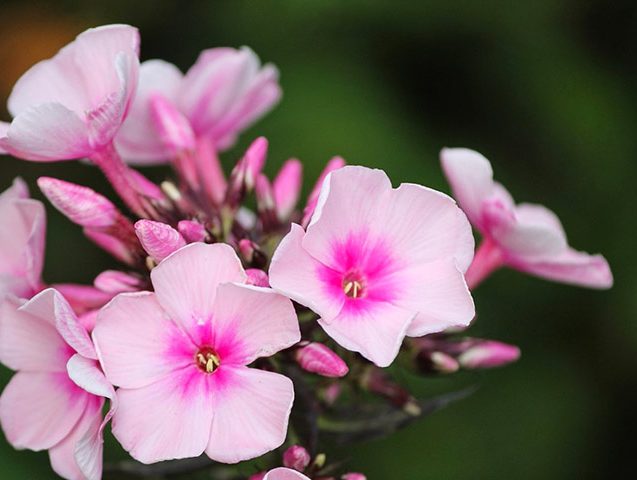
[
  {"left": 269, "top": 224, "right": 345, "bottom": 321},
  {"left": 211, "top": 283, "right": 300, "bottom": 365},
  {"left": 440, "top": 147, "right": 495, "bottom": 229},
  {"left": 0, "top": 371, "right": 89, "bottom": 450},
  {"left": 0, "top": 121, "right": 9, "bottom": 154},
  {"left": 66, "top": 354, "right": 115, "bottom": 400},
  {"left": 151, "top": 243, "right": 246, "bottom": 331},
  {"left": 206, "top": 366, "right": 294, "bottom": 463},
  {"left": 0, "top": 177, "right": 29, "bottom": 200},
  {"left": 115, "top": 59, "right": 184, "bottom": 164},
  {"left": 93, "top": 270, "right": 141, "bottom": 293},
  {"left": 53, "top": 283, "right": 115, "bottom": 314},
  {"left": 112, "top": 371, "right": 214, "bottom": 464},
  {"left": 273, "top": 158, "right": 303, "bottom": 219},
  {"left": 53, "top": 290, "right": 98, "bottom": 359},
  {"left": 93, "top": 292, "right": 193, "bottom": 389},
  {"left": 264, "top": 468, "right": 311, "bottom": 480},
  {"left": 48, "top": 395, "right": 103, "bottom": 480},
  {"left": 134, "top": 219, "right": 186, "bottom": 262},
  {"left": 318, "top": 302, "right": 414, "bottom": 368},
  {"left": 149, "top": 93, "right": 196, "bottom": 154},
  {"left": 0, "top": 295, "right": 68, "bottom": 372}
]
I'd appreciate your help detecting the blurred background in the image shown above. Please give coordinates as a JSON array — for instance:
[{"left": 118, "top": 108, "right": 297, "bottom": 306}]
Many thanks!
[{"left": 0, "top": 1, "right": 635, "bottom": 478}]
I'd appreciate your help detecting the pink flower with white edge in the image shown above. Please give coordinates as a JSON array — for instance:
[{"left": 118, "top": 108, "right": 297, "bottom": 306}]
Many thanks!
[
  {"left": 441, "top": 148, "right": 613, "bottom": 289},
  {"left": 0, "top": 289, "right": 116, "bottom": 480},
  {"left": 92, "top": 243, "right": 300, "bottom": 464},
  {"left": 0, "top": 25, "right": 139, "bottom": 161},
  {"left": 264, "top": 468, "right": 310, "bottom": 480},
  {"left": 0, "top": 178, "right": 46, "bottom": 299},
  {"left": 115, "top": 47, "right": 281, "bottom": 164},
  {"left": 270, "top": 166, "right": 475, "bottom": 367}
]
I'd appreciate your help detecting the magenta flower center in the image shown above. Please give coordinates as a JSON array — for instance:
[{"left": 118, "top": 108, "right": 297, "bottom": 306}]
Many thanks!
[
  {"left": 342, "top": 271, "right": 366, "bottom": 299},
  {"left": 195, "top": 347, "right": 221, "bottom": 374}
]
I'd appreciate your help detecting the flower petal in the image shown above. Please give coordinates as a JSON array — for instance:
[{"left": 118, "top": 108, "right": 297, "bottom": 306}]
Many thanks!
[
  {"left": 53, "top": 290, "right": 97, "bottom": 360},
  {"left": 206, "top": 366, "right": 294, "bottom": 463},
  {"left": 211, "top": 283, "right": 300, "bottom": 365},
  {"left": 151, "top": 243, "right": 246, "bottom": 331},
  {"left": 93, "top": 291, "right": 193, "bottom": 389},
  {"left": 0, "top": 122, "right": 9, "bottom": 154},
  {"left": 264, "top": 468, "right": 311, "bottom": 480}
]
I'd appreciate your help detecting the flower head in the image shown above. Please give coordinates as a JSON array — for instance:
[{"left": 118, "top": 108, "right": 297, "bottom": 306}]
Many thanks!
[
  {"left": 93, "top": 243, "right": 300, "bottom": 463},
  {"left": 270, "top": 166, "right": 475, "bottom": 367},
  {"left": 441, "top": 148, "right": 613, "bottom": 288},
  {"left": 0, "top": 25, "right": 139, "bottom": 161}
]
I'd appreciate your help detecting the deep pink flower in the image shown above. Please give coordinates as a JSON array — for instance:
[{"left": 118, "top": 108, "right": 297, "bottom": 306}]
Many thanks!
[
  {"left": 0, "top": 178, "right": 46, "bottom": 299},
  {"left": 115, "top": 48, "right": 281, "bottom": 164},
  {"left": 0, "top": 289, "right": 116, "bottom": 480},
  {"left": 270, "top": 166, "right": 475, "bottom": 367},
  {"left": 92, "top": 243, "right": 300, "bottom": 464},
  {"left": 0, "top": 25, "right": 139, "bottom": 161},
  {"left": 441, "top": 148, "right": 613, "bottom": 289},
  {"left": 264, "top": 468, "right": 310, "bottom": 480}
]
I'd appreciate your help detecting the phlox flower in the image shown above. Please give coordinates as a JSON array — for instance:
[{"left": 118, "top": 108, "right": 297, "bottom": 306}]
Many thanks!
[
  {"left": 0, "top": 289, "right": 116, "bottom": 480},
  {"left": 441, "top": 148, "right": 613, "bottom": 289},
  {"left": 270, "top": 166, "right": 475, "bottom": 367},
  {"left": 114, "top": 47, "right": 281, "bottom": 164},
  {"left": 0, "top": 178, "right": 46, "bottom": 299},
  {"left": 0, "top": 25, "right": 139, "bottom": 161},
  {"left": 92, "top": 243, "right": 300, "bottom": 464}
]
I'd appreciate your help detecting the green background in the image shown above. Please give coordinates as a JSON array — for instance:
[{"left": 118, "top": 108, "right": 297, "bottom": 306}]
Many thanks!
[{"left": 0, "top": 1, "right": 635, "bottom": 478}]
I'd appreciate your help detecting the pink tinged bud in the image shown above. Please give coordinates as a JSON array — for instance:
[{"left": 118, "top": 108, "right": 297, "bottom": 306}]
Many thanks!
[
  {"left": 135, "top": 220, "right": 186, "bottom": 262},
  {"left": 239, "top": 238, "right": 257, "bottom": 262},
  {"left": 283, "top": 445, "right": 311, "bottom": 472},
  {"left": 94, "top": 270, "right": 141, "bottom": 293},
  {"left": 342, "top": 474, "right": 367, "bottom": 480},
  {"left": 273, "top": 158, "right": 302, "bottom": 219},
  {"left": 249, "top": 473, "right": 267, "bottom": 480},
  {"left": 177, "top": 220, "right": 207, "bottom": 243},
  {"left": 37, "top": 177, "right": 119, "bottom": 228},
  {"left": 296, "top": 343, "right": 349, "bottom": 378},
  {"left": 246, "top": 268, "right": 270, "bottom": 287},
  {"left": 149, "top": 93, "right": 196, "bottom": 154},
  {"left": 417, "top": 350, "right": 460, "bottom": 374},
  {"left": 84, "top": 228, "right": 136, "bottom": 266},
  {"left": 256, "top": 174, "right": 276, "bottom": 212},
  {"left": 302, "top": 156, "right": 345, "bottom": 227},
  {"left": 195, "top": 137, "right": 227, "bottom": 205},
  {"left": 458, "top": 340, "right": 520, "bottom": 369},
  {"left": 244, "top": 136, "right": 268, "bottom": 189},
  {"left": 127, "top": 168, "right": 165, "bottom": 201},
  {"left": 322, "top": 382, "right": 342, "bottom": 405}
]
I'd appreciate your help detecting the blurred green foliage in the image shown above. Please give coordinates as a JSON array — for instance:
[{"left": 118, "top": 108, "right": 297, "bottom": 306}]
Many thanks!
[{"left": 0, "top": 0, "right": 635, "bottom": 478}]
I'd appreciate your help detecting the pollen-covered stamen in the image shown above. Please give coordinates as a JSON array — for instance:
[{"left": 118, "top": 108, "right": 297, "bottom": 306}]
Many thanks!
[
  {"left": 342, "top": 272, "right": 365, "bottom": 299},
  {"left": 195, "top": 347, "right": 221, "bottom": 374}
]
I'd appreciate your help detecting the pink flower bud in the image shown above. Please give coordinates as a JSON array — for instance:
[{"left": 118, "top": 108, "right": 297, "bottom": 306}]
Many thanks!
[
  {"left": 244, "top": 136, "right": 268, "bottom": 189},
  {"left": 84, "top": 228, "right": 136, "bottom": 266},
  {"left": 295, "top": 343, "right": 349, "bottom": 378},
  {"left": 135, "top": 220, "right": 186, "bottom": 262},
  {"left": 342, "top": 474, "right": 367, "bottom": 480},
  {"left": 458, "top": 340, "right": 520, "bottom": 369},
  {"left": 238, "top": 238, "right": 257, "bottom": 263},
  {"left": 283, "top": 445, "right": 311, "bottom": 472},
  {"left": 38, "top": 177, "right": 119, "bottom": 228},
  {"left": 256, "top": 174, "right": 276, "bottom": 212},
  {"left": 127, "top": 168, "right": 165, "bottom": 200},
  {"left": 149, "top": 93, "right": 196, "bottom": 154},
  {"left": 273, "top": 158, "right": 302, "bottom": 219},
  {"left": 246, "top": 268, "right": 270, "bottom": 287},
  {"left": 302, "top": 156, "right": 345, "bottom": 227},
  {"left": 177, "top": 220, "right": 207, "bottom": 243},
  {"left": 94, "top": 270, "right": 141, "bottom": 293},
  {"left": 195, "top": 137, "right": 227, "bottom": 205},
  {"left": 416, "top": 350, "right": 460, "bottom": 374},
  {"left": 322, "top": 382, "right": 342, "bottom": 405},
  {"left": 248, "top": 473, "right": 267, "bottom": 480}
]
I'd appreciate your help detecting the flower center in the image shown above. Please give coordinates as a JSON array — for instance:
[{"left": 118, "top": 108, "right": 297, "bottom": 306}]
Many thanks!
[
  {"left": 342, "top": 272, "right": 365, "bottom": 299},
  {"left": 195, "top": 347, "right": 221, "bottom": 374}
]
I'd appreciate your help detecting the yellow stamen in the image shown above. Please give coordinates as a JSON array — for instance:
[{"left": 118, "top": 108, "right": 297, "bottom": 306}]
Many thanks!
[
  {"left": 196, "top": 351, "right": 220, "bottom": 373},
  {"left": 343, "top": 280, "right": 363, "bottom": 298}
]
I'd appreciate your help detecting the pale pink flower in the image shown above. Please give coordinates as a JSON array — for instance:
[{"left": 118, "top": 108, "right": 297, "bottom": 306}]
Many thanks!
[
  {"left": 270, "top": 166, "right": 475, "bottom": 367},
  {"left": 0, "top": 25, "right": 139, "bottom": 161},
  {"left": 264, "top": 468, "right": 310, "bottom": 480},
  {"left": 0, "top": 178, "right": 46, "bottom": 299},
  {"left": 441, "top": 148, "right": 613, "bottom": 289},
  {"left": 92, "top": 243, "right": 300, "bottom": 464},
  {"left": 115, "top": 48, "right": 281, "bottom": 164},
  {"left": 0, "top": 289, "right": 116, "bottom": 480}
]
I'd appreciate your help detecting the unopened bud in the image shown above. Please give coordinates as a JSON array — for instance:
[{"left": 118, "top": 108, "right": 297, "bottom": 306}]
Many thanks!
[
  {"left": 302, "top": 156, "right": 345, "bottom": 227},
  {"left": 342, "top": 474, "right": 367, "bottom": 480},
  {"left": 248, "top": 473, "right": 266, "bottom": 480},
  {"left": 282, "top": 445, "right": 311, "bottom": 472},
  {"left": 177, "top": 220, "right": 207, "bottom": 243},
  {"left": 135, "top": 220, "right": 186, "bottom": 262},
  {"left": 243, "top": 137, "right": 268, "bottom": 190},
  {"left": 84, "top": 228, "right": 136, "bottom": 266},
  {"left": 150, "top": 93, "right": 196, "bottom": 154},
  {"left": 458, "top": 340, "right": 520, "bottom": 369},
  {"left": 38, "top": 177, "right": 119, "bottom": 228},
  {"left": 296, "top": 343, "right": 349, "bottom": 378},
  {"left": 273, "top": 158, "right": 302, "bottom": 219},
  {"left": 416, "top": 350, "right": 460, "bottom": 375},
  {"left": 94, "top": 270, "right": 141, "bottom": 293},
  {"left": 362, "top": 367, "right": 420, "bottom": 415},
  {"left": 246, "top": 268, "right": 270, "bottom": 287}
]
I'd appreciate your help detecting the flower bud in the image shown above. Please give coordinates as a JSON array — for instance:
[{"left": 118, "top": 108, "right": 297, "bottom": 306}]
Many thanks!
[
  {"left": 248, "top": 473, "right": 266, "bottom": 480},
  {"left": 416, "top": 350, "right": 460, "bottom": 375},
  {"left": 177, "top": 220, "right": 207, "bottom": 243},
  {"left": 135, "top": 220, "right": 186, "bottom": 263},
  {"left": 295, "top": 343, "right": 349, "bottom": 378},
  {"left": 282, "top": 445, "right": 311, "bottom": 472},
  {"left": 246, "top": 268, "right": 270, "bottom": 287},
  {"left": 273, "top": 158, "right": 302, "bottom": 219},
  {"left": 38, "top": 177, "right": 119, "bottom": 228},
  {"left": 458, "top": 340, "right": 520, "bottom": 369},
  {"left": 195, "top": 137, "right": 227, "bottom": 205},
  {"left": 244, "top": 136, "right": 268, "bottom": 190},
  {"left": 302, "top": 156, "right": 345, "bottom": 227},
  {"left": 94, "top": 270, "right": 141, "bottom": 293},
  {"left": 84, "top": 228, "right": 136, "bottom": 266},
  {"left": 342, "top": 474, "right": 367, "bottom": 480},
  {"left": 149, "top": 93, "right": 196, "bottom": 154}
]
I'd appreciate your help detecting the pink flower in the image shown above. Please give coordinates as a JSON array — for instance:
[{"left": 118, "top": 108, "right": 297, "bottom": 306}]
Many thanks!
[
  {"left": 0, "top": 289, "right": 116, "bottom": 480},
  {"left": 92, "top": 243, "right": 300, "bottom": 464},
  {"left": 264, "top": 468, "right": 310, "bottom": 480},
  {"left": 441, "top": 148, "right": 613, "bottom": 289},
  {"left": 270, "top": 166, "right": 475, "bottom": 367},
  {"left": 0, "top": 25, "right": 139, "bottom": 161},
  {"left": 0, "top": 178, "right": 46, "bottom": 299},
  {"left": 115, "top": 48, "right": 281, "bottom": 164}
]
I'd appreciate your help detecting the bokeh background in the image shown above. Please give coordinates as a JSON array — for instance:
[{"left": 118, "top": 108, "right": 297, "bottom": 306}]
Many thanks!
[{"left": 0, "top": 1, "right": 635, "bottom": 478}]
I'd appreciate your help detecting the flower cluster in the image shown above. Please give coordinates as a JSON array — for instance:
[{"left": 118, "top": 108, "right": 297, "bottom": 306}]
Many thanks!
[{"left": 0, "top": 24, "right": 612, "bottom": 480}]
